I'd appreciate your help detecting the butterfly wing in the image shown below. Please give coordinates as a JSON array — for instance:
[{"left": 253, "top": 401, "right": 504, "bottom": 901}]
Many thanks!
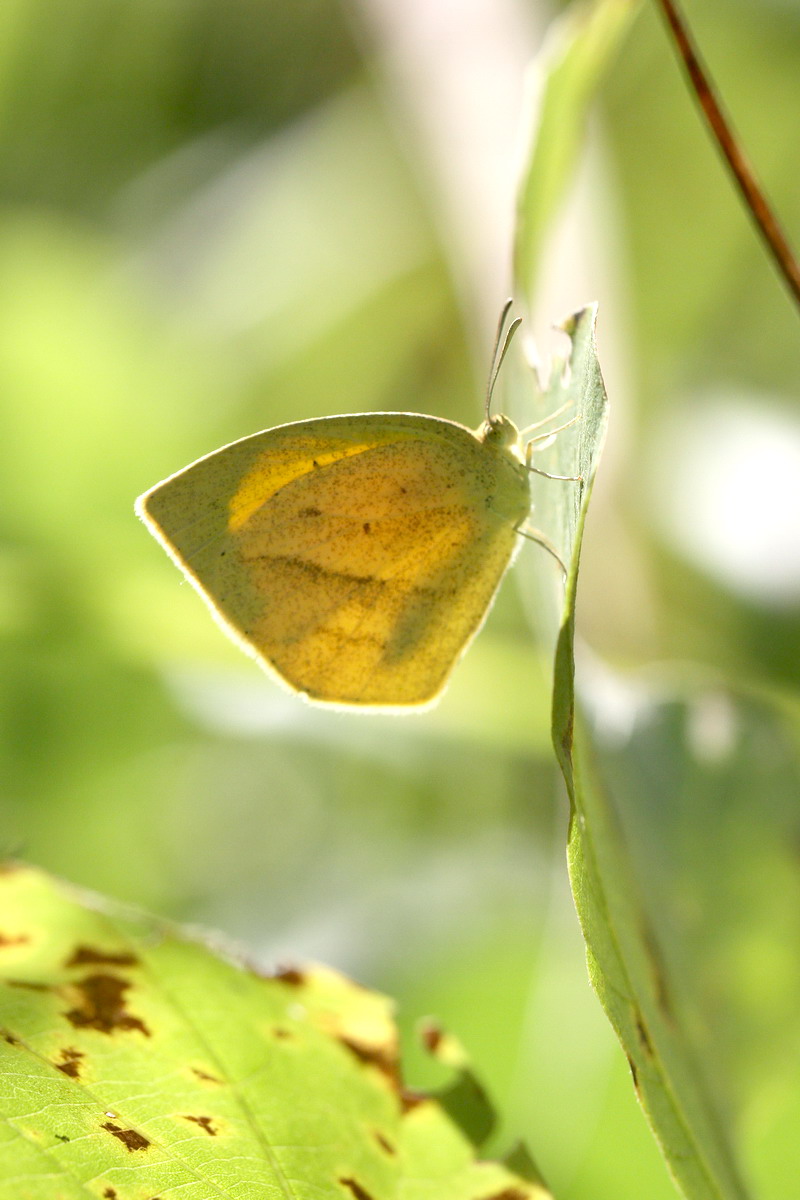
[{"left": 137, "top": 414, "right": 530, "bottom": 707}]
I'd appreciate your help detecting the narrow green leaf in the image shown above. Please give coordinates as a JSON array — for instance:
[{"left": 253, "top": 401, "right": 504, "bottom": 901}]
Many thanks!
[
  {"left": 507, "top": 303, "right": 609, "bottom": 655},
  {"left": 511, "top": 8, "right": 755, "bottom": 1189},
  {"left": 547, "top": 315, "right": 753, "bottom": 1200},
  {"left": 0, "top": 864, "right": 551, "bottom": 1200},
  {"left": 564, "top": 728, "right": 752, "bottom": 1200},
  {"left": 514, "top": 0, "right": 638, "bottom": 300}
]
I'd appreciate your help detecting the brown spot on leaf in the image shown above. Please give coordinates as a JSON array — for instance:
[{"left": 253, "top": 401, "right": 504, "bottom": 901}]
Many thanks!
[
  {"left": 1, "top": 1029, "right": 18, "bottom": 1045},
  {"left": 627, "top": 1055, "right": 639, "bottom": 1090},
  {"left": 300, "top": 506, "right": 322, "bottom": 518},
  {"left": 103, "top": 1190, "right": 118, "bottom": 1199},
  {"left": 338, "top": 1034, "right": 400, "bottom": 1089},
  {"left": 640, "top": 925, "right": 674, "bottom": 1021},
  {"left": 557, "top": 710, "right": 574, "bottom": 759},
  {"left": 272, "top": 1026, "right": 293, "bottom": 1039},
  {"left": 102, "top": 1122, "right": 150, "bottom": 1152},
  {"left": 184, "top": 1114, "right": 218, "bottom": 1136},
  {"left": 363, "top": 522, "right": 371, "bottom": 534},
  {"left": 272, "top": 965, "right": 305, "bottom": 986},
  {"left": 191, "top": 1066, "right": 222, "bottom": 1084},
  {"left": 55, "top": 1133, "right": 70, "bottom": 1143},
  {"left": 0, "top": 931, "right": 29, "bottom": 948},
  {"left": 64, "top": 973, "right": 150, "bottom": 1037},
  {"left": 420, "top": 1019, "right": 443, "bottom": 1053},
  {"left": 66, "top": 945, "right": 139, "bottom": 968},
  {"left": 373, "top": 1130, "right": 396, "bottom": 1156},
  {"left": 635, "top": 1016, "right": 653, "bottom": 1058},
  {"left": 339, "top": 1178, "right": 375, "bottom": 1200},
  {"left": 54, "top": 1047, "right": 84, "bottom": 1079},
  {"left": 400, "top": 1087, "right": 427, "bottom": 1112},
  {"left": 6, "top": 979, "right": 49, "bottom": 991},
  {"left": 654, "top": 967, "right": 674, "bottom": 1021}
]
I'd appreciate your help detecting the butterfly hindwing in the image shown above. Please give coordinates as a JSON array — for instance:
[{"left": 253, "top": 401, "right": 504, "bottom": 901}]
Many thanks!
[{"left": 138, "top": 413, "right": 531, "bottom": 706}]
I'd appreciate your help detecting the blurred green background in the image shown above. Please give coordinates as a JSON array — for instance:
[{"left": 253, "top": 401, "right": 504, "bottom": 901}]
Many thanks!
[{"left": 1, "top": 0, "right": 799, "bottom": 1197}]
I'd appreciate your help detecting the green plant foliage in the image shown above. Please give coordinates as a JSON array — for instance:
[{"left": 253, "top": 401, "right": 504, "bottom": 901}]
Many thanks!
[
  {"left": 560, "top": 717, "right": 753, "bottom": 1200},
  {"left": 513, "top": 0, "right": 638, "bottom": 301},
  {"left": 532, "top": 129, "right": 752, "bottom": 1200},
  {"left": 0, "top": 864, "right": 551, "bottom": 1200},
  {"left": 513, "top": 7, "right": 799, "bottom": 1195},
  {"left": 563, "top": 672, "right": 800, "bottom": 1200},
  {"left": 542, "top": 305, "right": 756, "bottom": 1199},
  {"left": 579, "top": 679, "right": 800, "bottom": 1190},
  {"left": 540, "top": 212, "right": 752, "bottom": 1200},
  {"left": 1, "top": 0, "right": 798, "bottom": 1195}
]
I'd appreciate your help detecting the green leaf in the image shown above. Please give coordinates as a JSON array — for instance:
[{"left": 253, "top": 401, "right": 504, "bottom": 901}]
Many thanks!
[
  {"left": 513, "top": 0, "right": 638, "bottom": 301},
  {"left": 547, "top": 323, "right": 753, "bottom": 1200},
  {"left": 540, "top": 305, "right": 609, "bottom": 595},
  {"left": 504, "top": 302, "right": 609, "bottom": 656},
  {"left": 564, "top": 728, "right": 752, "bottom": 1200},
  {"left": 0, "top": 864, "right": 551, "bottom": 1200},
  {"left": 578, "top": 679, "right": 800, "bottom": 1161},
  {"left": 510, "top": 9, "right": 754, "bottom": 1190},
  {"left": 557, "top": 673, "right": 800, "bottom": 1200}
]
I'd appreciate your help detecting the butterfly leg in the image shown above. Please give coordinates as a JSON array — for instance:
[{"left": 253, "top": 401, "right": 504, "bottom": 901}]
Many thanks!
[
  {"left": 519, "top": 401, "right": 574, "bottom": 437},
  {"left": 518, "top": 524, "right": 568, "bottom": 578},
  {"left": 525, "top": 438, "right": 583, "bottom": 482},
  {"left": 525, "top": 414, "right": 581, "bottom": 445}
]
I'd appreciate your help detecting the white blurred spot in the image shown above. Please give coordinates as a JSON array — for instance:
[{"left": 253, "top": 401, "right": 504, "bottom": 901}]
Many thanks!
[
  {"left": 576, "top": 647, "right": 657, "bottom": 746},
  {"left": 651, "top": 394, "right": 800, "bottom": 606},
  {"left": 685, "top": 690, "right": 737, "bottom": 763}
]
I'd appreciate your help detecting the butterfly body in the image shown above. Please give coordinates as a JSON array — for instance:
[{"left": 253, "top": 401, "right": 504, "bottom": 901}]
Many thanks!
[{"left": 137, "top": 412, "right": 531, "bottom": 708}]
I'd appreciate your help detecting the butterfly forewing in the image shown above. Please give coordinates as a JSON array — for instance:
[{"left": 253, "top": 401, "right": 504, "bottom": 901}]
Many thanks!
[{"left": 138, "top": 414, "right": 530, "bottom": 707}]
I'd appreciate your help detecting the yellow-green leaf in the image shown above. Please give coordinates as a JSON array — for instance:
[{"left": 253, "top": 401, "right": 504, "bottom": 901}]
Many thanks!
[{"left": 0, "top": 864, "right": 550, "bottom": 1200}]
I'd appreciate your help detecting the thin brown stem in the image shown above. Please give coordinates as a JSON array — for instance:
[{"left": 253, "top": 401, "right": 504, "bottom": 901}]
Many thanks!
[{"left": 655, "top": 0, "right": 800, "bottom": 311}]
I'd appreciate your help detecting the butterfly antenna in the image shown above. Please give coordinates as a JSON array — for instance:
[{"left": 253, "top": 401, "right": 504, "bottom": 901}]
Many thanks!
[{"left": 485, "top": 301, "right": 522, "bottom": 420}]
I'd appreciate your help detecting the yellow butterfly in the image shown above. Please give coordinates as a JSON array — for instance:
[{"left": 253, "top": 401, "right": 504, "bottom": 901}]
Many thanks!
[{"left": 136, "top": 304, "right": 575, "bottom": 709}]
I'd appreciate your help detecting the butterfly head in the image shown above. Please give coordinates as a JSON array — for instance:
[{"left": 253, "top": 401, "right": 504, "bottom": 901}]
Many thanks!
[{"left": 480, "top": 413, "right": 524, "bottom": 459}]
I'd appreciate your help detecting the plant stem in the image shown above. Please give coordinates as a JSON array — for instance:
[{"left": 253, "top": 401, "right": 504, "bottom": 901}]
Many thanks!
[{"left": 655, "top": 0, "right": 800, "bottom": 311}]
